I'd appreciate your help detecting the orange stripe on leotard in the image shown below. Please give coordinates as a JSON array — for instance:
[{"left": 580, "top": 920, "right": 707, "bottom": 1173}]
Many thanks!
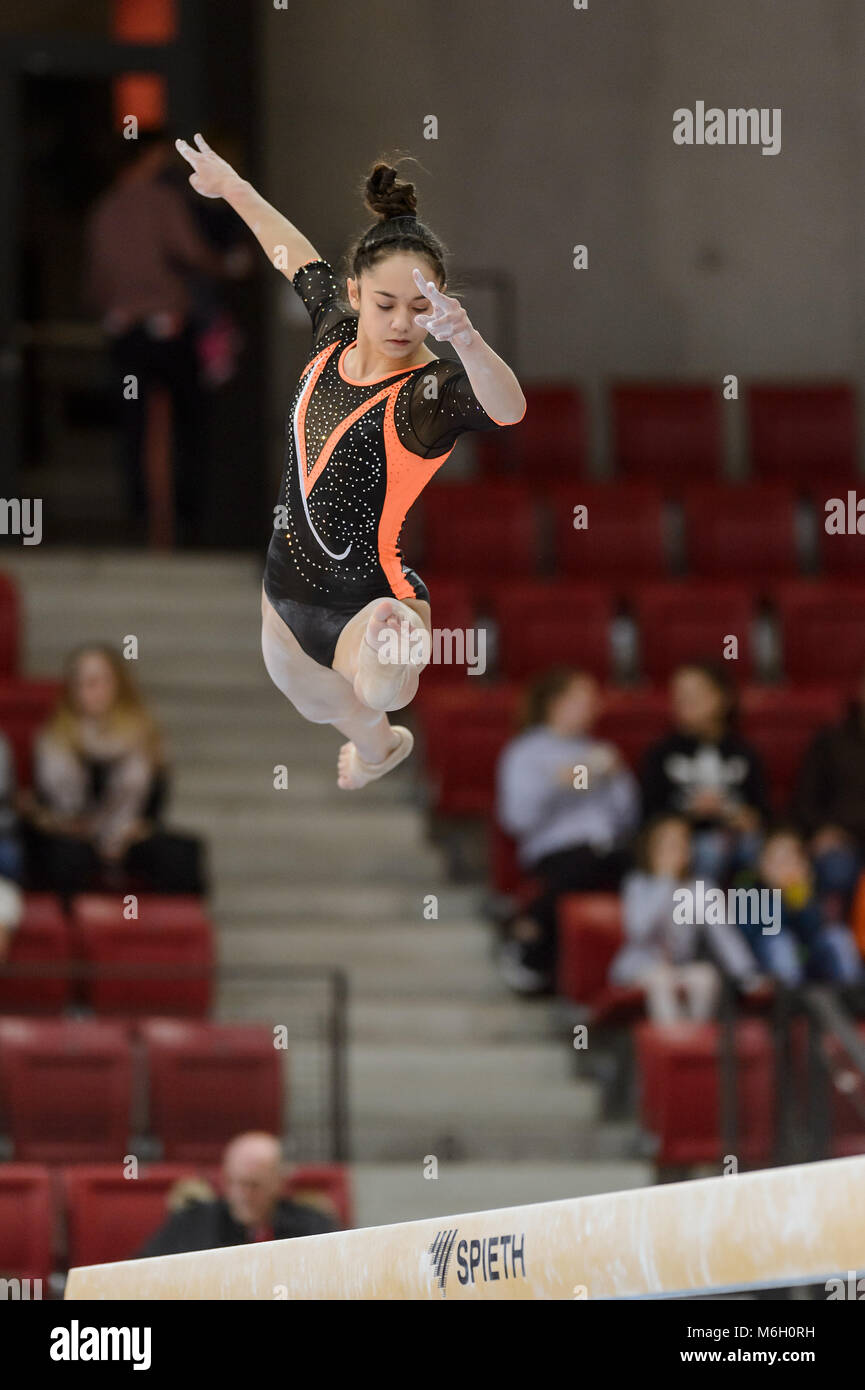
[{"left": 378, "top": 385, "right": 454, "bottom": 599}]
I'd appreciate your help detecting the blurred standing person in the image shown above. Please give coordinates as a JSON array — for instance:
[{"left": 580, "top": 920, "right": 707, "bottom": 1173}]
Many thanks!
[
  {"left": 496, "top": 667, "right": 639, "bottom": 992},
  {"left": 84, "top": 128, "right": 242, "bottom": 542}
]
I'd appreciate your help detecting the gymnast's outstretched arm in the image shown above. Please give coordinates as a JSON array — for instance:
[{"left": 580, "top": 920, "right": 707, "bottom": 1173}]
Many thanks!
[
  {"left": 411, "top": 267, "right": 526, "bottom": 426},
  {"left": 175, "top": 132, "right": 321, "bottom": 280}
]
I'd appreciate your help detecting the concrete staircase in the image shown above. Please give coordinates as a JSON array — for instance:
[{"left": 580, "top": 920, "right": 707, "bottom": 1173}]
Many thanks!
[{"left": 4, "top": 549, "right": 649, "bottom": 1211}]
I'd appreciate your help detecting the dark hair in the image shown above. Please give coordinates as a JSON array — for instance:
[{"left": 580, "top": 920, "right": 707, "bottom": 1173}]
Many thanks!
[
  {"left": 343, "top": 156, "right": 450, "bottom": 290},
  {"left": 519, "top": 666, "right": 596, "bottom": 731},
  {"left": 672, "top": 660, "right": 739, "bottom": 731},
  {"left": 760, "top": 822, "right": 805, "bottom": 850},
  {"left": 636, "top": 813, "right": 691, "bottom": 872}
]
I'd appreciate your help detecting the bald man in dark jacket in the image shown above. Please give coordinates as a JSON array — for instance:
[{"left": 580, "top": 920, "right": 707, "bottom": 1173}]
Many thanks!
[{"left": 135, "top": 1132, "right": 337, "bottom": 1258}]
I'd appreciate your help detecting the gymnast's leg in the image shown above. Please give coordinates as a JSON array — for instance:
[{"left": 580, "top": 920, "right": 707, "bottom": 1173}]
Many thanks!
[
  {"left": 332, "top": 595, "right": 431, "bottom": 712},
  {"left": 260, "top": 588, "right": 412, "bottom": 789}
]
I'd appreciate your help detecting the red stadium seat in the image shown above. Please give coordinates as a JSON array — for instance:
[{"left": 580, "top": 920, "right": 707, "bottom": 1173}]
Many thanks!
[
  {"left": 0, "top": 893, "right": 71, "bottom": 1013},
  {"left": 476, "top": 384, "right": 588, "bottom": 484},
  {"left": 62, "top": 1162, "right": 220, "bottom": 1267},
  {"left": 633, "top": 582, "right": 755, "bottom": 683},
  {"left": 0, "top": 1163, "right": 54, "bottom": 1285},
  {"left": 556, "top": 893, "right": 623, "bottom": 1005},
  {"left": 815, "top": 1028, "right": 865, "bottom": 1159},
  {"left": 0, "top": 1018, "right": 133, "bottom": 1162},
  {"left": 489, "top": 581, "right": 615, "bottom": 681},
  {"left": 739, "top": 685, "right": 842, "bottom": 813},
  {"left": 139, "top": 1019, "right": 283, "bottom": 1162},
  {"left": 70, "top": 894, "right": 213, "bottom": 1017},
  {"left": 414, "top": 682, "right": 522, "bottom": 818},
  {"left": 773, "top": 581, "right": 865, "bottom": 684},
  {"left": 746, "top": 382, "right": 859, "bottom": 487},
  {"left": 635, "top": 1020, "right": 774, "bottom": 1166},
  {"left": 285, "top": 1164, "right": 353, "bottom": 1229},
  {"left": 420, "top": 482, "right": 539, "bottom": 586},
  {"left": 0, "top": 677, "right": 62, "bottom": 787},
  {"left": 682, "top": 484, "right": 799, "bottom": 580},
  {"left": 813, "top": 486, "right": 865, "bottom": 578},
  {"left": 594, "top": 687, "right": 671, "bottom": 773},
  {"left": 610, "top": 382, "right": 723, "bottom": 486},
  {"left": 547, "top": 484, "right": 669, "bottom": 583},
  {"left": 487, "top": 819, "right": 542, "bottom": 900},
  {"left": 0, "top": 576, "right": 20, "bottom": 677}
]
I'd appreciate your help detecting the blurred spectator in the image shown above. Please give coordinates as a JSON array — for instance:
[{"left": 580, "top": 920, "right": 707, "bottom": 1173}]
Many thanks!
[
  {"left": 732, "top": 828, "right": 863, "bottom": 987},
  {"left": 20, "top": 644, "right": 206, "bottom": 895},
  {"left": 0, "top": 729, "right": 24, "bottom": 883},
  {"left": 0, "top": 876, "right": 23, "bottom": 964},
  {"left": 134, "top": 1132, "right": 335, "bottom": 1257},
  {"left": 84, "top": 128, "right": 241, "bottom": 541},
  {"left": 496, "top": 667, "right": 639, "bottom": 992},
  {"left": 609, "top": 814, "right": 763, "bottom": 1021},
  {"left": 792, "top": 667, "right": 865, "bottom": 922},
  {"left": 640, "top": 663, "right": 768, "bottom": 883}
]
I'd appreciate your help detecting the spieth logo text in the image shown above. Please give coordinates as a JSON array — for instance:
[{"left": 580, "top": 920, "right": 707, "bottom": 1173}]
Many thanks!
[{"left": 428, "top": 1228, "right": 527, "bottom": 1297}]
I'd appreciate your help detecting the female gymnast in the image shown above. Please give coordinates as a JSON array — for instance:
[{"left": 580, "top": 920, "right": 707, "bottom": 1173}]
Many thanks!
[{"left": 175, "top": 134, "right": 526, "bottom": 788}]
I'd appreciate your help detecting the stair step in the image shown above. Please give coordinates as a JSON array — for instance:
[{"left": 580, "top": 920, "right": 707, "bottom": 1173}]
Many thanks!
[{"left": 212, "top": 881, "right": 477, "bottom": 923}]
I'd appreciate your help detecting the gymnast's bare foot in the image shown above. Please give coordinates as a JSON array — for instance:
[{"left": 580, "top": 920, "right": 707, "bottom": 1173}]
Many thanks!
[
  {"left": 337, "top": 725, "right": 413, "bottom": 790},
  {"left": 354, "top": 599, "right": 424, "bottom": 711}
]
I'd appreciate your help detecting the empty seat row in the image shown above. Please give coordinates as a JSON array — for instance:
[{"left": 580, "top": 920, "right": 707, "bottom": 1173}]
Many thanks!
[
  {"left": 0, "top": 893, "right": 213, "bottom": 1015},
  {"left": 0, "top": 1161, "right": 352, "bottom": 1284},
  {"left": 413, "top": 578, "right": 865, "bottom": 686},
  {"left": 409, "top": 482, "right": 864, "bottom": 587},
  {"left": 472, "top": 381, "right": 861, "bottom": 487},
  {"left": 0, "top": 1017, "right": 281, "bottom": 1163},
  {"left": 414, "top": 682, "right": 842, "bottom": 823}
]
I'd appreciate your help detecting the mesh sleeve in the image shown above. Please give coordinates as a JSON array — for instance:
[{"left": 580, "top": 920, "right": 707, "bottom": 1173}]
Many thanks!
[
  {"left": 405, "top": 359, "right": 504, "bottom": 456},
  {"left": 291, "top": 258, "right": 355, "bottom": 348}
]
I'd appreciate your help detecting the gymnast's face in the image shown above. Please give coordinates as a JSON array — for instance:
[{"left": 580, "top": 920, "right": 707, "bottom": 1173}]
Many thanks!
[{"left": 348, "top": 251, "right": 440, "bottom": 362}]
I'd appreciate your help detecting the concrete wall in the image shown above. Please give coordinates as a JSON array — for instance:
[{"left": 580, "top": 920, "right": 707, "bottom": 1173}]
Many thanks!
[{"left": 258, "top": 0, "right": 865, "bottom": 473}]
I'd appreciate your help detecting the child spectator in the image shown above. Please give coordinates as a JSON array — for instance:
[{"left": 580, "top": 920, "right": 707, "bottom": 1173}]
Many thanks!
[
  {"left": 732, "top": 827, "right": 863, "bottom": 986},
  {"left": 495, "top": 666, "right": 639, "bottom": 993},
  {"left": 640, "top": 662, "right": 768, "bottom": 883},
  {"left": 609, "top": 814, "right": 764, "bottom": 1022},
  {"left": 20, "top": 643, "right": 206, "bottom": 895}
]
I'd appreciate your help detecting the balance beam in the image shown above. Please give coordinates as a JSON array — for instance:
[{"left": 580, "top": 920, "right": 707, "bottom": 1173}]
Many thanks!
[{"left": 65, "top": 1154, "right": 865, "bottom": 1300}]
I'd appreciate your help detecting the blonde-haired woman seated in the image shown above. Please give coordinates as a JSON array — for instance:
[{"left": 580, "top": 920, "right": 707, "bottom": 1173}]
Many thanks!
[{"left": 21, "top": 644, "right": 206, "bottom": 896}]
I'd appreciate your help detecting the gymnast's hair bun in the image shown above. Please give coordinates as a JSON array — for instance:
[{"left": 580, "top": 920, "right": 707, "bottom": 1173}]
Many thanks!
[{"left": 364, "top": 161, "right": 418, "bottom": 222}]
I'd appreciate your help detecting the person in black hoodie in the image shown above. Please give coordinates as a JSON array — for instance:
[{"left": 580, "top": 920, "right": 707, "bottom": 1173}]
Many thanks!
[
  {"left": 134, "top": 1132, "right": 336, "bottom": 1258},
  {"left": 640, "top": 662, "right": 769, "bottom": 885}
]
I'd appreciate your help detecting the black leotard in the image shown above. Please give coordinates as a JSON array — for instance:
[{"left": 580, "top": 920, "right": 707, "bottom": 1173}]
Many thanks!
[{"left": 263, "top": 257, "right": 524, "bottom": 636}]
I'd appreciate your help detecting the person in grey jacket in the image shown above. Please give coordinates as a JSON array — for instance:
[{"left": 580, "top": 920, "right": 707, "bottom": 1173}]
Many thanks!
[
  {"left": 496, "top": 666, "right": 640, "bottom": 992},
  {"left": 609, "top": 814, "right": 765, "bottom": 1021}
]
